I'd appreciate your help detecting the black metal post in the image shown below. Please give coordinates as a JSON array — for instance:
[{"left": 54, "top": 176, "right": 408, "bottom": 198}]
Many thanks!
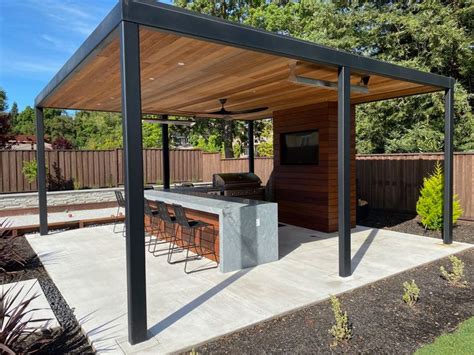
[
  {"left": 443, "top": 84, "right": 454, "bottom": 244},
  {"left": 162, "top": 115, "right": 170, "bottom": 189},
  {"left": 119, "top": 20, "right": 148, "bottom": 345},
  {"left": 338, "top": 66, "right": 351, "bottom": 277},
  {"left": 248, "top": 120, "right": 255, "bottom": 173},
  {"left": 35, "top": 107, "right": 48, "bottom": 235}
]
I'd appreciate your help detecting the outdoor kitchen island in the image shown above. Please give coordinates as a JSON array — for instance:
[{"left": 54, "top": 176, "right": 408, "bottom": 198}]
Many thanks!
[{"left": 144, "top": 189, "right": 279, "bottom": 273}]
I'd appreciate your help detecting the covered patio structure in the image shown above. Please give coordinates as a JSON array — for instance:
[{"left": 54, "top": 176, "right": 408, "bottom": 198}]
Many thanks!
[{"left": 35, "top": 0, "right": 455, "bottom": 346}]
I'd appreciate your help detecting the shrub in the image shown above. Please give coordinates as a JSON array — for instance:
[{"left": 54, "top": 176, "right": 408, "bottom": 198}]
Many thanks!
[
  {"left": 329, "top": 295, "right": 352, "bottom": 346},
  {"left": 402, "top": 280, "right": 420, "bottom": 307},
  {"left": 233, "top": 142, "right": 242, "bottom": 158},
  {"left": 257, "top": 140, "right": 273, "bottom": 157},
  {"left": 22, "top": 159, "right": 38, "bottom": 184},
  {"left": 0, "top": 219, "right": 29, "bottom": 273},
  {"left": 0, "top": 283, "right": 54, "bottom": 353},
  {"left": 416, "top": 162, "right": 463, "bottom": 231},
  {"left": 72, "top": 178, "right": 81, "bottom": 190},
  {"left": 440, "top": 255, "right": 467, "bottom": 287}
]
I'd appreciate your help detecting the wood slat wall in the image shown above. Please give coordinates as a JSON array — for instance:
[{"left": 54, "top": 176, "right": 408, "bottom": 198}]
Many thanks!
[
  {"left": 272, "top": 102, "right": 357, "bottom": 233},
  {"left": 356, "top": 153, "right": 474, "bottom": 221}
]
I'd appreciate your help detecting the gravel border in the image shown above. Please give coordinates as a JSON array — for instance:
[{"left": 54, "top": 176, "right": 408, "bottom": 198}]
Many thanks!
[{"left": 1, "top": 236, "right": 94, "bottom": 353}]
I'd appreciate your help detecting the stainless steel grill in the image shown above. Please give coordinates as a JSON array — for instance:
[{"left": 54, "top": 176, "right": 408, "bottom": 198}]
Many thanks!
[{"left": 212, "top": 173, "right": 265, "bottom": 200}]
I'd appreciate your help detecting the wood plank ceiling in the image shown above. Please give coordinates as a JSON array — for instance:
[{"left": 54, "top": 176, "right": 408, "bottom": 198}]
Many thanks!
[{"left": 42, "top": 26, "right": 441, "bottom": 120}]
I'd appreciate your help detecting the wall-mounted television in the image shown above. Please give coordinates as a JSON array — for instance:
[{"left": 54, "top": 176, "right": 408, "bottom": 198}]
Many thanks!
[{"left": 280, "top": 130, "right": 319, "bottom": 165}]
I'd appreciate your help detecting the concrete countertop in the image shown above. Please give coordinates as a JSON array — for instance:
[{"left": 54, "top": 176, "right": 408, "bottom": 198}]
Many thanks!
[{"left": 144, "top": 188, "right": 273, "bottom": 215}]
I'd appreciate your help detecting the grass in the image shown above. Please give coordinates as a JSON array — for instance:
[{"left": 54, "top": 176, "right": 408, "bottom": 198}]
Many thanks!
[{"left": 415, "top": 317, "right": 474, "bottom": 355}]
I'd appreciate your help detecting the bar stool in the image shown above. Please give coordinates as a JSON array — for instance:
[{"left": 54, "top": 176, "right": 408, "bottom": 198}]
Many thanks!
[
  {"left": 113, "top": 190, "right": 126, "bottom": 236},
  {"left": 154, "top": 201, "right": 180, "bottom": 256},
  {"left": 168, "top": 204, "right": 218, "bottom": 274},
  {"left": 144, "top": 199, "right": 161, "bottom": 253}
]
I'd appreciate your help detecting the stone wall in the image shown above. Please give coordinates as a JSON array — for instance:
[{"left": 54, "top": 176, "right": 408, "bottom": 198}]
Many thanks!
[{"left": 0, "top": 188, "right": 123, "bottom": 211}]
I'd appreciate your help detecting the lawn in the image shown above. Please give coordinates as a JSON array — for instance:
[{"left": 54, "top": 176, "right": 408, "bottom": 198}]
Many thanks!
[{"left": 415, "top": 316, "right": 474, "bottom": 355}]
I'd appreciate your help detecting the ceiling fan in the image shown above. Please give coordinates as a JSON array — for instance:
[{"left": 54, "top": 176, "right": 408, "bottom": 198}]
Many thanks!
[{"left": 195, "top": 98, "right": 268, "bottom": 119}]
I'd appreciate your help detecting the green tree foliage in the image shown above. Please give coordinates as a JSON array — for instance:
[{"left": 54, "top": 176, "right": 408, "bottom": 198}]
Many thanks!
[
  {"left": 246, "top": 0, "right": 474, "bottom": 153},
  {"left": 416, "top": 162, "right": 463, "bottom": 230},
  {"left": 10, "top": 102, "right": 18, "bottom": 121},
  {"left": 0, "top": 88, "right": 7, "bottom": 112},
  {"left": 12, "top": 106, "right": 35, "bottom": 135},
  {"left": 194, "top": 134, "right": 222, "bottom": 153},
  {"left": 142, "top": 121, "right": 163, "bottom": 148}
]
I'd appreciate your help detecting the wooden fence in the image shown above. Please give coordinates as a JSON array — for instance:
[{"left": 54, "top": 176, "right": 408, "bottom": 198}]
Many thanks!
[
  {"left": 356, "top": 153, "right": 474, "bottom": 220},
  {"left": 1, "top": 149, "right": 473, "bottom": 220},
  {"left": 202, "top": 153, "right": 273, "bottom": 184},
  {"left": 0, "top": 149, "right": 203, "bottom": 193}
]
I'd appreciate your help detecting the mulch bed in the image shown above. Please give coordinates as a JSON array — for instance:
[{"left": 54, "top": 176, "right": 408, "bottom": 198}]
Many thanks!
[
  {"left": 195, "top": 248, "right": 473, "bottom": 354},
  {"left": 0, "top": 236, "right": 94, "bottom": 354},
  {"left": 359, "top": 209, "right": 474, "bottom": 244}
]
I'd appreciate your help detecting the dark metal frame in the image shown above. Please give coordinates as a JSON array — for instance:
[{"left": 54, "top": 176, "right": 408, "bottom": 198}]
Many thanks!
[
  {"left": 119, "top": 20, "right": 148, "bottom": 344},
  {"left": 443, "top": 83, "right": 454, "bottom": 244},
  {"left": 337, "top": 66, "right": 351, "bottom": 277},
  {"left": 34, "top": 0, "right": 455, "bottom": 345},
  {"left": 161, "top": 115, "right": 170, "bottom": 189},
  {"left": 35, "top": 107, "right": 48, "bottom": 236},
  {"left": 248, "top": 120, "right": 255, "bottom": 173}
]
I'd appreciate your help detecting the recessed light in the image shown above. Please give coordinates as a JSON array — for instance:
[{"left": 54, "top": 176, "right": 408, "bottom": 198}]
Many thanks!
[
  {"left": 177, "top": 62, "right": 185, "bottom": 66},
  {"left": 149, "top": 77, "right": 155, "bottom": 81},
  {"left": 97, "top": 103, "right": 102, "bottom": 106},
  {"left": 110, "top": 96, "right": 115, "bottom": 99}
]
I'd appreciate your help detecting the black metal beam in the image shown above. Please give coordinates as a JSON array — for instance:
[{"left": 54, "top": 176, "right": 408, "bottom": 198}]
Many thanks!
[
  {"left": 248, "top": 120, "right": 255, "bottom": 173},
  {"left": 126, "top": 0, "right": 451, "bottom": 89},
  {"left": 162, "top": 115, "right": 170, "bottom": 189},
  {"left": 338, "top": 66, "right": 351, "bottom": 277},
  {"left": 120, "top": 20, "right": 148, "bottom": 345},
  {"left": 443, "top": 84, "right": 454, "bottom": 244},
  {"left": 35, "top": 107, "right": 48, "bottom": 236}
]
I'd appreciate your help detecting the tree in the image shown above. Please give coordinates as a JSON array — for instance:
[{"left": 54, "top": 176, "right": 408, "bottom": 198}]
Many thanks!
[
  {"left": 246, "top": 0, "right": 474, "bottom": 153},
  {"left": 416, "top": 162, "right": 463, "bottom": 230},
  {"left": 142, "top": 121, "right": 162, "bottom": 148},
  {"left": 12, "top": 106, "right": 35, "bottom": 135},
  {"left": 0, "top": 88, "right": 7, "bottom": 112},
  {"left": 10, "top": 102, "right": 18, "bottom": 121}
]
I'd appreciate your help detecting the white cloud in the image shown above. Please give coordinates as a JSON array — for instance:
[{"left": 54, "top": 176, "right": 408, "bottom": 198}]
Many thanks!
[
  {"left": 26, "top": 0, "right": 104, "bottom": 36},
  {"left": 41, "top": 34, "right": 77, "bottom": 54}
]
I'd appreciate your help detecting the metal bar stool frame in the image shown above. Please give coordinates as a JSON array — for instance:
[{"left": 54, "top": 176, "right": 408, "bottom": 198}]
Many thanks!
[
  {"left": 168, "top": 204, "right": 218, "bottom": 274},
  {"left": 113, "top": 190, "right": 126, "bottom": 236}
]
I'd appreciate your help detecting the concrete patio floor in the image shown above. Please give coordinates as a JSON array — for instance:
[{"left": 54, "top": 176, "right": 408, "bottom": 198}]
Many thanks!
[{"left": 27, "top": 224, "right": 471, "bottom": 354}]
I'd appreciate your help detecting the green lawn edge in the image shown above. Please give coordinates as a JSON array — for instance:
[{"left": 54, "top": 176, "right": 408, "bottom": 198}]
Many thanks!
[{"left": 415, "top": 316, "right": 474, "bottom": 355}]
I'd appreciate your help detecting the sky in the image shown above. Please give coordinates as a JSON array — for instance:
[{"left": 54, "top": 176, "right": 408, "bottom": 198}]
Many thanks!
[{"left": 0, "top": 0, "right": 172, "bottom": 112}]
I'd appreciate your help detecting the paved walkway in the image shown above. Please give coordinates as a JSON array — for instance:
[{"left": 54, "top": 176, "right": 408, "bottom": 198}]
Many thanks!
[
  {"left": 27, "top": 224, "right": 472, "bottom": 354},
  {"left": 5, "top": 208, "right": 119, "bottom": 227}
]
